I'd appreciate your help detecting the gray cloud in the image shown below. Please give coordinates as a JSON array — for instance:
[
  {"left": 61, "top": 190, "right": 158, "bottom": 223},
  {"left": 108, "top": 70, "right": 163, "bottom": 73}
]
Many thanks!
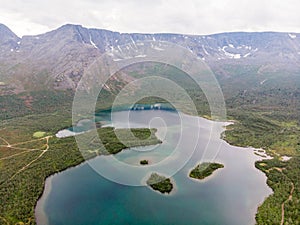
[{"left": 1, "top": 0, "right": 300, "bottom": 37}]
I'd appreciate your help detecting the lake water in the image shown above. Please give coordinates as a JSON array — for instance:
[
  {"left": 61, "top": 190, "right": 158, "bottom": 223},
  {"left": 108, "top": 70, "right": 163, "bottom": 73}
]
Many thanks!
[{"left": 36, "top": 110, "right": 272, "bottom": 225}]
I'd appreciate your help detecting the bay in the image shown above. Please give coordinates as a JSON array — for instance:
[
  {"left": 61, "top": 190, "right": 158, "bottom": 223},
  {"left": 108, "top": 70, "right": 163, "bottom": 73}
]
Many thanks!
[{"left": 36, "top": 110, "right": 272, "bottom": 225}]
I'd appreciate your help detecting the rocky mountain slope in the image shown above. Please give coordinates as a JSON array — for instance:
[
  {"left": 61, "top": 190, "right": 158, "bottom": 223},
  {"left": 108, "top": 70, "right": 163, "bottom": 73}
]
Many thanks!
[
  {"left": 0, "top": 24, "right": 20, "bottom": 52},
  {"left": 0, "top": 23, "right": 300, "bottom": 95}
]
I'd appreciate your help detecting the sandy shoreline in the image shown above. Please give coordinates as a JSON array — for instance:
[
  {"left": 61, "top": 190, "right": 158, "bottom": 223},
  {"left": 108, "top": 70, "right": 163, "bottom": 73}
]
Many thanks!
[{"left": 35, "top": 176, "right": 54, "bottom": 225}]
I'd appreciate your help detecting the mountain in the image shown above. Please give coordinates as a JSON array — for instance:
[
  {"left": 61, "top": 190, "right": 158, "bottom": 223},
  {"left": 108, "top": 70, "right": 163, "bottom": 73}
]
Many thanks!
[
  {"left": 0, "top": 24, "right": 300, "bottom": 95},
  {"left": 0, "top": 23, "right": 20, "bottom": 51}
]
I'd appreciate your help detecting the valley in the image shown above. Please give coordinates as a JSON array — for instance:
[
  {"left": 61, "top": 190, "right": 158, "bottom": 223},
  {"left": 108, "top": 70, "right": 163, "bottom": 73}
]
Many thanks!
[{"left": 0, "top": 23, "right": 299, "bottom": 224}]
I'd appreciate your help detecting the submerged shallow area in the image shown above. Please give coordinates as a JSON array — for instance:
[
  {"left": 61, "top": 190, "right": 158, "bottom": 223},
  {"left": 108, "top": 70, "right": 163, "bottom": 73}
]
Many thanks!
[{"left": 36, "top": 110, "right": 272, "bottom": 225}]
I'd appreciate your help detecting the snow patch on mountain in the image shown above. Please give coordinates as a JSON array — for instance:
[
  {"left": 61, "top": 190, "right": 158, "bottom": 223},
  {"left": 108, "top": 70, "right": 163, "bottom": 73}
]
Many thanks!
[
  {"left": 89, "top": 33, "right": 98, "bottom": 49},
  {"left": 288, "top": 33, "right": 297, "bottom": 39},
  {"left": 130, "top": 37, "right": 137, "bottom": 47},
  {"left": 202, "top": 45, "right": 209, "bottom": 55},
  {"left": 135, "top": 54, "right": 147, "bottom": 58},
  {"left": 260, "top": 79, "right": 268, "bottom": 85},
  {"left": 151, "top": 43, "right": 164, "bottom": 51},
  {"left": 221, "top": 46, "right": 241, "bottom": 59}
]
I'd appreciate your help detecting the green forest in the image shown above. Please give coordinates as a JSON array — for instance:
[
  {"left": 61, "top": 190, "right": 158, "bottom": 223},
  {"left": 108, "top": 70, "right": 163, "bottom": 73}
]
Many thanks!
[
  {"left": 0, "top": 110, "right": 161, "bottom": 224},
  {"left": 146, "top": 173, "right": 173, "bottom": 194},
  {"left": 189, "top": 162, "right": 224, "bottom": 180},
  {"left": 0, "top": 62, "right": 299, "bottom": 224}
]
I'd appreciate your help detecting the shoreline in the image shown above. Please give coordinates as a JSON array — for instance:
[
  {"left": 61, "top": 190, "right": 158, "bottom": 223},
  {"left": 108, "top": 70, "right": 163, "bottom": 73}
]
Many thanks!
[
  {"left": 34, "top": 111, "right": 274, "bottom": 224},
  {"left": 35, "top": 176, "right": 53, "bottom": 225},
  {"left": 34, "top": 127, "right": 163, "bottom": 224}
]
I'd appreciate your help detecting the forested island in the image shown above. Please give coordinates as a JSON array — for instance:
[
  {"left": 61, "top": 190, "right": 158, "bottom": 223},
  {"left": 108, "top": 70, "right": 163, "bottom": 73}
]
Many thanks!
[
  {"left": 146, "top": 173, "right": 173, "bottom": 194},
  {"left": 140, "top": 159, "right": 149, "bottom": 165},
  {"left": 189, "top": 162, "right": 224, "bottom": 180}
]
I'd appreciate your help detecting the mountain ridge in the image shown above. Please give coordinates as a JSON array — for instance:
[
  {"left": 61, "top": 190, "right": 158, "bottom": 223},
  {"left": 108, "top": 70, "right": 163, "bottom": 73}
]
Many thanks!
[
  {"left": 6, "top": 23, "right": 300, "bottom": 39},
  {"left": 0, "top": 23, "right": 300, "bottom": 94}
]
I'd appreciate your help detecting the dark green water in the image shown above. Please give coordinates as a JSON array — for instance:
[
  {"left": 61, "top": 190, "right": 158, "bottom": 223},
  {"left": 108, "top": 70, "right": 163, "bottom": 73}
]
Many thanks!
[{"left": 36, "top": 110, "right": 272, "bottom": 225}]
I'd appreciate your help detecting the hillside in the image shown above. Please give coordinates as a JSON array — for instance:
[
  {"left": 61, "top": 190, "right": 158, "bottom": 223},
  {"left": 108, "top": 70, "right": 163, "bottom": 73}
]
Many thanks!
[
  {"left": 0, "top": 24, "right": 299, "bottom": 225},
  {"left": 0, "top": 24, "right": 300, "bottom": 94}
]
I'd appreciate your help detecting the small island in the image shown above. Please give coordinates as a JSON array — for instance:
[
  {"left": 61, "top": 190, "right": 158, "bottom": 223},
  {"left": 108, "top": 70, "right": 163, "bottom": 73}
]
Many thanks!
[
  {"left": 140, "top": 159, "right": 149, "bottom": 165},
  {"left": 189, "top": 162, "right": 224, "bottom": 180},
  {"left": 146, "top": 173, "right": 173, "bottom": 194}
]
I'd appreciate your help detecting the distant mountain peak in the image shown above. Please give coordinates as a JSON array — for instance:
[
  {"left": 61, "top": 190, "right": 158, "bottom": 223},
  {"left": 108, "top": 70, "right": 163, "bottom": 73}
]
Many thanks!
[
  {"left": 0, "top": 23, "right": 300, "bottom": 95},
  {"left": 0, "top": 23, "right": 20, "bottom": 55},
  {"left": 57, "top": 23, "right": 84, "bottom": 30},
  {"left": 0, "top": 23, "right": 20, "bottom": 43}
]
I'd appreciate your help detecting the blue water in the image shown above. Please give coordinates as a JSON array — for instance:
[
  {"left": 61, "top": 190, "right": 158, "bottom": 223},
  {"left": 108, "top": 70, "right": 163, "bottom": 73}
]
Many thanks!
[{"left": 36, "top": 110, "right": 272, "bottom": 225}]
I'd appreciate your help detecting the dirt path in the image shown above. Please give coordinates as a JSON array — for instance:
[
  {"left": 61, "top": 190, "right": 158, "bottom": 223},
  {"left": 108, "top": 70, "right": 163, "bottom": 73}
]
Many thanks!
[
  {"left": 280, "top": 203, "right": 285, "bottom": 225},
  {"left": 288, "top": 183, "right": 295, "bottom": 201},
  {"left": 0, "top": 216, "right": 9, "bottom": 225},
  {"left": 8, "top": 136, "right": 52, "bottom": 181},
  {"left": 0, "top": 135, "right": 50, "bottom": 160},
  {"left": 0, "top": 136, "right": 10, "bottom": 146},
  {"left": 10, "top": 137, "right": 48, "bottom": 147},
  {"left": 280, "top": 182, "right": 295, "bottom": 225},
  {"left": 0, "top": 135, "right": 53, "bottom": 224},
  {"left": 0, "top": 149, "right": 39, "bottom": 160}
]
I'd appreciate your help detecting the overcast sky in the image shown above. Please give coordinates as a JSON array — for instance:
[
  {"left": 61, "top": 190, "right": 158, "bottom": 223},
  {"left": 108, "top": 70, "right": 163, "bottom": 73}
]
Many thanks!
[{"left": 1, "top": 0, "right": 300, "bottom": 37}]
